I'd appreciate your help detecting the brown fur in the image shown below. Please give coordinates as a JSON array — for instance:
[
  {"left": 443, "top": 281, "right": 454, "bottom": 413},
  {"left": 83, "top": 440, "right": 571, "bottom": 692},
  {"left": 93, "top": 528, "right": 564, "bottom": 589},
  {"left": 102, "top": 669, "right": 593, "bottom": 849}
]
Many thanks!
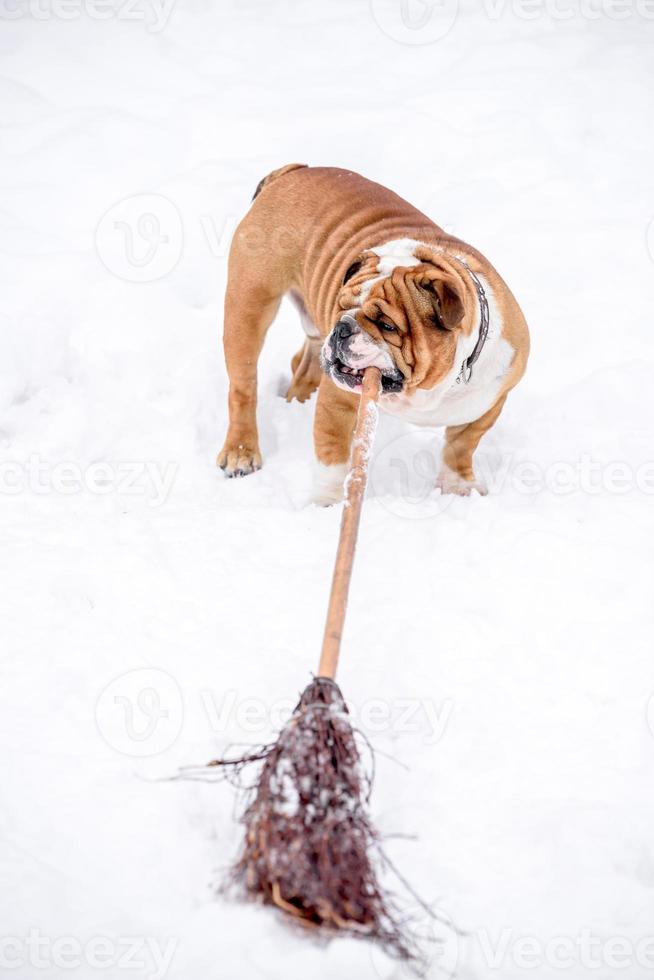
[{"left": 218, "top": 166, "right": 529, "bottom": 490}]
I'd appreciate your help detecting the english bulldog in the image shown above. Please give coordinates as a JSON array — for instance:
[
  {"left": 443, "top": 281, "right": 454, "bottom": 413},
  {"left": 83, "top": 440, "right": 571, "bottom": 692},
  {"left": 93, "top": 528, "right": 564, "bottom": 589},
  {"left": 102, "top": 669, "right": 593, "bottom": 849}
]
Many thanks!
[{"left": 218, "top": 164, "right": 529, "bottom": 503}]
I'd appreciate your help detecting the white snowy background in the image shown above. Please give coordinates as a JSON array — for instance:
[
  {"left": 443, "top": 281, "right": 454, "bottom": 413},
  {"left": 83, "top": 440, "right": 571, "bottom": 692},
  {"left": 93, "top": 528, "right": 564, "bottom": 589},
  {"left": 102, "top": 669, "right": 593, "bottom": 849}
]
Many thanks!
[{"left": 1, "top": 2, "right": 654, "bottom": 978}]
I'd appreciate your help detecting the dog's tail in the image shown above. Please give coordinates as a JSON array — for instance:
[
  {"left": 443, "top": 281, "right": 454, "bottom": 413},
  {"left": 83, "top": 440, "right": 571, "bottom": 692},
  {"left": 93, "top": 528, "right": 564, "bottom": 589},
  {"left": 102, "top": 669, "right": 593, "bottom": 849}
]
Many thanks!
[{"left": 252, "top": 163, "right": 308, "bottom": 201}]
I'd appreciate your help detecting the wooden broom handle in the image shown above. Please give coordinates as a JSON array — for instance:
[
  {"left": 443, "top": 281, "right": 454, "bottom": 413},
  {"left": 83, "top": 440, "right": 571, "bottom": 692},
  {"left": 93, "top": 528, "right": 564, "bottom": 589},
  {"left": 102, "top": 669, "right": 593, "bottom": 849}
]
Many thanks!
[{"left": 317, "top": 367, "right": 382, "bottom": 680}]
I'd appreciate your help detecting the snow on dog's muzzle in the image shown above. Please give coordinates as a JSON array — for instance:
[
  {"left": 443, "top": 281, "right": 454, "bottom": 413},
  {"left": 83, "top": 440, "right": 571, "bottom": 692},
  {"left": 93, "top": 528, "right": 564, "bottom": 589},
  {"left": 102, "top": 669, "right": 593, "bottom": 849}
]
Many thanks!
[{"left": 322, "top": 314, "right": 404, "bottom": 393}]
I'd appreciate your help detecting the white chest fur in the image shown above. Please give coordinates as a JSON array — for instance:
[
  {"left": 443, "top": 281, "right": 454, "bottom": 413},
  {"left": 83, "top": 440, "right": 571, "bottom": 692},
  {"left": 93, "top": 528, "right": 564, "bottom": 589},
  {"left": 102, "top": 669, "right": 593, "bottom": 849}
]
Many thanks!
[{"left": 380, "top": 331, "right": 514, "bottom": 427}]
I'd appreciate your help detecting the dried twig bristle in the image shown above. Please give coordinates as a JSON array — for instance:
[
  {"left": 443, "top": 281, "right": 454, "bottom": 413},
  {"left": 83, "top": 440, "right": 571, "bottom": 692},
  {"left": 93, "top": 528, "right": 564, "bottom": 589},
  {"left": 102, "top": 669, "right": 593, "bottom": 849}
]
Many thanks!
[{"left": 210, "top": 677, "right": 414, "bottom": 961}]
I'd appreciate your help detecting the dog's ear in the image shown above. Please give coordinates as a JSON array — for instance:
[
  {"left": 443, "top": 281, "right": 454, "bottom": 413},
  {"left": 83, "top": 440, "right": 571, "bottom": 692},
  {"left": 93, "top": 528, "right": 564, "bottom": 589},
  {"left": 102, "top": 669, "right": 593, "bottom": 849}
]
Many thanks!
[
  {"left": 418, "top": 275, "right": 465, "bottom": 329},
  {"left": 431, "top": 279, "right": 465, "bottom": 329},
  {"left": 343, "top": 258, "right": 363, "bottom": 285},
  {"left": 411, "top": 247, "right": 466, "bottom": 329}
]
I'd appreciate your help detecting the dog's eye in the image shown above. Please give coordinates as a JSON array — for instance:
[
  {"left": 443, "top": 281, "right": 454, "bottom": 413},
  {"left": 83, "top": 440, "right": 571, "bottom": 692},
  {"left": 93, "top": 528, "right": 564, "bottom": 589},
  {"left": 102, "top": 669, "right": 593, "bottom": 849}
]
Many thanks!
[{"left": 377, "top": 317, "right": 396, "bottom": 332}]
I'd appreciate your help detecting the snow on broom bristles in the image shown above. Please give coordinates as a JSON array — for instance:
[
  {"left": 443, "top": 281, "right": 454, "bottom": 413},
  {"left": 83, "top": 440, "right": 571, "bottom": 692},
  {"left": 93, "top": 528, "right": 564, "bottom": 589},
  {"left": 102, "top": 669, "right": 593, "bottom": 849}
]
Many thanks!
[
  {"left": 207, "top": 677, "right": 413, "bottom": 960},
  {"left": 199, "top": 370, "right": 420, "bottom": 962}
]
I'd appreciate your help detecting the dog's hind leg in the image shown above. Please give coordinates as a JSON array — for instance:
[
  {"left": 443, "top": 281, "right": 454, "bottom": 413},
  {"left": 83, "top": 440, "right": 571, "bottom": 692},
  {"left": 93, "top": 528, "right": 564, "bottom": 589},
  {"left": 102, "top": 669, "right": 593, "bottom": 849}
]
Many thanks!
[
  {"left": 436, "top": 394, "right": 507, "bottom": 495},
  {"left": 285, "top": 290, "right": 322, "bottom": 403},
  {"left": 218, "top": 276, "right": 282, "bottom": 478},
  {"left": 217, "top": 174, "right": 306, "bottom": 477},
  {"left": 286, "top": 338, "right": 322, "bottom": 403}
]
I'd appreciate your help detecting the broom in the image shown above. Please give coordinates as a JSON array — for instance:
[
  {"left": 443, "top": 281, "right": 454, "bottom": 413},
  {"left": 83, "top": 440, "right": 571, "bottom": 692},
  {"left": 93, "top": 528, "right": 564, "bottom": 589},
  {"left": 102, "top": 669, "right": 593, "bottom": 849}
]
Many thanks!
[{"left": 210, "top": 367, "right": 412, "bottom": 956}]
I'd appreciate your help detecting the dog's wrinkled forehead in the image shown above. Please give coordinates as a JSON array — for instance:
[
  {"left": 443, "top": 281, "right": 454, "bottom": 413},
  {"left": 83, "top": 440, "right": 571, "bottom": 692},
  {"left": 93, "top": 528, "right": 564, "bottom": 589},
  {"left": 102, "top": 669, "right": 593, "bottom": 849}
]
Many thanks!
[
  {"left": 342, "top": 241, "right": 469, "bottom": 329},
  {"left": 339, "top": 239, "right": 422, "bottom": 311}
]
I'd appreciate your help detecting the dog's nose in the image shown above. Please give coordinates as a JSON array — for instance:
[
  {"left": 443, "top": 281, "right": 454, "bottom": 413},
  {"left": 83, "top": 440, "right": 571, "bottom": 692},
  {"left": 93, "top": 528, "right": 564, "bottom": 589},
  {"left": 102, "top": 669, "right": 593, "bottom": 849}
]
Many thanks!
[{"left": 335, "top": 319, "right": 355, "bottom": 340}]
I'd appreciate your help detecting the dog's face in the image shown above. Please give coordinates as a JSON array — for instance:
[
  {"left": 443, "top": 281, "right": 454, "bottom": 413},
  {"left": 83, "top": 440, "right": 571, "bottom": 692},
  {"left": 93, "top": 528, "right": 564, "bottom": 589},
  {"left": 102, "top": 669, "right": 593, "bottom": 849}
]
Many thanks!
[
  {"left": 321, "top": 246, "right": 471, "bottom": 396},
  {"left": 321, "top": 312, "right": 405, "bottom": 394}
]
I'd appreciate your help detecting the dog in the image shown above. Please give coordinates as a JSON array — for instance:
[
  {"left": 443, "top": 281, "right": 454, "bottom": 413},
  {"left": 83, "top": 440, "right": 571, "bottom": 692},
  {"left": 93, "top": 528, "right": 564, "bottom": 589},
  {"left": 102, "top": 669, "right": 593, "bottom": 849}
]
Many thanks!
[{"left": 218, "top": 164, "right": 529, "bottom": 503}]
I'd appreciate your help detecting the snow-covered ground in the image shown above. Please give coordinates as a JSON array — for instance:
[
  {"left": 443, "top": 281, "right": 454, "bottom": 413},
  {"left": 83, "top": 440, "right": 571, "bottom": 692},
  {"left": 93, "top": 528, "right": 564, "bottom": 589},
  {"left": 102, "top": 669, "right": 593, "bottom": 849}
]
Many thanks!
[{"left": 2, "top": 3, "right": 654, "bottom": 978}]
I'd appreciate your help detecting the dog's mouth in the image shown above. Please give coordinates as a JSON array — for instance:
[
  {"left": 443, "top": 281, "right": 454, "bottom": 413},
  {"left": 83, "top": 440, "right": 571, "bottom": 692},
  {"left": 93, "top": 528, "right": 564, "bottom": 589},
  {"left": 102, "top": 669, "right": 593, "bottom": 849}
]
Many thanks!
[{"left": 330, "top": 356, "right": 404, "bottom": 393}]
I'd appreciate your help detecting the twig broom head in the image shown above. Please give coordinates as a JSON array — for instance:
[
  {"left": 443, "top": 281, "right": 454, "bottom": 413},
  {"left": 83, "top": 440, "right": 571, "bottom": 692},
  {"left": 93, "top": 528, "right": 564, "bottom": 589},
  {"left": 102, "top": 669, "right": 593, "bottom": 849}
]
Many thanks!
[{"left": 216, "top": 676, "right": 412, "bottom": 958}]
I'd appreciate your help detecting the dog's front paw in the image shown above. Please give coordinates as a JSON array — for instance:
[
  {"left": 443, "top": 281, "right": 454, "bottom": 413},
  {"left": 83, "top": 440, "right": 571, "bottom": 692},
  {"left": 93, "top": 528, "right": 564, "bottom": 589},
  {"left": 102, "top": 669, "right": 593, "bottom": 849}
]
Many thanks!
[
  {"left": 217, "top": 442, "right": 262, "bottom": 478},
  {"left": 435, "top": 464, "right": 488, "bottom": 497},
  {"left": 311, "top": 461, "right": 348, "bottom": 506}
]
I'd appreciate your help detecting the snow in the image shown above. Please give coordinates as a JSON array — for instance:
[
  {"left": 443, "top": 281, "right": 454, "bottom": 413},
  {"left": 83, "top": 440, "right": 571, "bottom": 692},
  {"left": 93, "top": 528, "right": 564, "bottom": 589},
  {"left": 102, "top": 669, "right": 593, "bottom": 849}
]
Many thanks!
[{"left": 1, "top": 3, "right": 654, "bottom": 979}]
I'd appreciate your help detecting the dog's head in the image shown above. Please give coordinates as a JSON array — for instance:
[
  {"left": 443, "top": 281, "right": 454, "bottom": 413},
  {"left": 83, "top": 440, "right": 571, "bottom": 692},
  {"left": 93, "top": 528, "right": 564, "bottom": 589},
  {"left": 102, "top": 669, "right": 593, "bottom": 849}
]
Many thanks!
[{"left": 321, "top": 243, "right": 476, "bottom": 396}]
